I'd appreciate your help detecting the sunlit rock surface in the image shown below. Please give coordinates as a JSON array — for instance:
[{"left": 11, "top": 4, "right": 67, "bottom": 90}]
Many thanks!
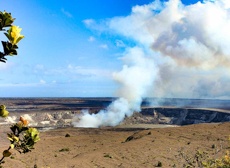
[{"left": 0, "top": 98, "right": 230, "bottom": 129}]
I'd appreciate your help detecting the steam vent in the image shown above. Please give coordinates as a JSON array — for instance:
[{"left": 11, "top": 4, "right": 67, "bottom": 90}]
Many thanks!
[{"left": 0, "top": 98, "right": 229, "bottom": 129}]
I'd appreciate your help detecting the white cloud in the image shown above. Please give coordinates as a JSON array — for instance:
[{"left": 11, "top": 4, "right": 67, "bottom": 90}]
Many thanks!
[
  {"left": 73, "top": 0, "right": 230, "bottom": 128},
  {"left": 40, "top": 79, "right": 46, "bottom": 84},
  {"left": 83, "top": 19, "right": 107, "bottom": 32},
  {"left": 67, "top": 64, "right": 111, "bottom": 78},
  {"left": 61, "top": 8, "right": 73, "bottom": 18},
  {"left": 83, "top": 19, "right": 95, "bottom": 26},
  {"left": 99, "top": 44, "right": 108, "bottom": 49},
  {"left": 28, "top": 64, "right": 113, "bottom": 81},
  {"left": 105, "top": 0, "right": 230, "bottom": 99},
  {"left": 88, "top": 36, "right": 95, "bottom": 42}
]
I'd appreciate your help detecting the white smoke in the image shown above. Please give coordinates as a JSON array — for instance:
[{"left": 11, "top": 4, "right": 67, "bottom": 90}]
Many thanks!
[
  {"left": 73, "top": 47, "right": 157, "bottom": 127},
  {"left": 107, "top": 0, "right": 230, "bottom": 99},
  {"left": 73, "top": 0, "right": 230, "bottom": 127}
]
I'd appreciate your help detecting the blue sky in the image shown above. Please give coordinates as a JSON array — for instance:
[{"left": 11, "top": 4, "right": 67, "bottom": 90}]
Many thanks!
[{"left": 1, "top": 0, "right": 230, "bottom": 99}]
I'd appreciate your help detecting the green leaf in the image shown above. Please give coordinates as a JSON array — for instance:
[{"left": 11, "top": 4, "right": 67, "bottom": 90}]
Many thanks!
[
  {"left": 0, "top": 105, "right": 6, "bottom": 110},
  {"left": 21, "top": 127, "right": 29, "bottom": 132},
  {"left": 0, "top": 109, "right": 9, "bottom": 117},
  {"left": 15, "top": 35, "right": 24, "bottom": 44},
  {"left": 13, "top": 44, "right": 18, "bottom": 49},
  {"left": 2, "top": 41, "right": 10, "bottom": 55},
  {"left": 0, "top": 105, "right": 9, "bottom": 117},
  {"left": 33, "top": 134, "right": 40, "bottom": 143},
  {"left": 9, "top": 49, "right": 17, "bottom": 56},
  {"left": 0, "top": 52, "right": 4, "bottom": 57},
  {"left": 26, "top": 139, "right": 35, "bottom": 147},
  {"left": 25, "top": 128, "right": 40, "bottom": 143},
  {"left": 2, "top": 41, "right": 18, "bottom": 56},
  {"left": 4, "top": 32, "right": 11, "bottom": 41},
  {"left": 10, "top": 125, "right": 17, "bottom": 134},
  {"left": 0, "top": 11, "right": 15, "bottom": 29},
  {"left": 7, "top": 133, "right": 19, "bottom": 142}
]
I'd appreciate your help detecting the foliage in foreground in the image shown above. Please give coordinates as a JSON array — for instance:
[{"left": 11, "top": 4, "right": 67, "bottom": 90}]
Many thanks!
[
  {"left": 0, "top": 11, "right": 24, "bottom": 62},
  {"left": 0, "top": 10, "right": 40, "bottom": 166},
  {"left": 0, "top": 116, "right": 40, "bottom": 165}
]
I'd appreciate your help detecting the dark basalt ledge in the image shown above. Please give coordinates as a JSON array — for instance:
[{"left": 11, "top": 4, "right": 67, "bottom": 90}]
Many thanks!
[
  {"left": 0, "top": 98, "right": 230, "bottom": 128},
  {"left": 122, "top": 108, "right": 230, "bottom": 126}
]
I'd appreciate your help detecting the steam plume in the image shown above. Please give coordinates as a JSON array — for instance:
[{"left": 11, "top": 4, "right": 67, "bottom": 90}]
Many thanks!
[
  {"left": 73, "top": 0, "right": 230, "bottom": 127},
  {"left": 73, "top": 47, "right": 157, "bottom": 127},
  {"left": 107, "top": 0, "right": 230, "bottom": 99}
]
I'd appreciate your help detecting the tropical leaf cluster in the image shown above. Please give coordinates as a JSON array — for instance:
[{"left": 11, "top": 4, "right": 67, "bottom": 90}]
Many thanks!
[
  {"left": 0, "top": 11, "right": 24, "bottom": 62},
  {"left": 0, "top": 117, "right": 40, "bottom": 165}
]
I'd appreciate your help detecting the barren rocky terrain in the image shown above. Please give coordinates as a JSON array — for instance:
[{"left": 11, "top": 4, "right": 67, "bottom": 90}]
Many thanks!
[
  {"left": 0, "top": 98, "right": 229, "bottom": 167},
  {"left": 0, "top": 98, "right": 230, "bottom": 128},
  {"left": 0, "top": 122, "right": 229, "bottom": 168}
]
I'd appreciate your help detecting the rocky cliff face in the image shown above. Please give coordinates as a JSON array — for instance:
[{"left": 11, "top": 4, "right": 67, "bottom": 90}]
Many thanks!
[
  {"left": 122, "top": 108, "right": 230, "bottom": 125},
  {"left": 1, "top": 98, "right": 230, "bottom": 128},
  {"left": 0, "top": 111, "right": 76, "bottom": 129},
  {"left": 1, "top": 106, "right": 230, "bottom": 129}
]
